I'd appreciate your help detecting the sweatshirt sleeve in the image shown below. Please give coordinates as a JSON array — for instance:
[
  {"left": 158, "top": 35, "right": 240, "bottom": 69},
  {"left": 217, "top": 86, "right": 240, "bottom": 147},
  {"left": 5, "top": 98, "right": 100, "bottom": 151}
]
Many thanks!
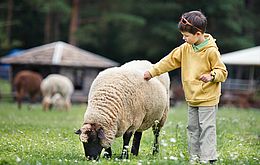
[
  {"left": 149, "top": 47, "right": 182, "bottom": 77},
  {"left": 209, "top": 49, "right": 228, "bottom": 82}
]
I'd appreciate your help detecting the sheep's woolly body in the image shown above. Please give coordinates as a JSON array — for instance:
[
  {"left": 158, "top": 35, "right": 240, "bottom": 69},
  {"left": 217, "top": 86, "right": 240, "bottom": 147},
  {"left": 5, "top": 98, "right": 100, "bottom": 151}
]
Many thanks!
[
  {"left": 83, "top": 60, "right": 170, "bottom": 148},
  {"left": 41, "top": 74, "right": 74, "bottom": 99},
  {"left": 41, "top": 74, "right": 74, "bottom": 110}
]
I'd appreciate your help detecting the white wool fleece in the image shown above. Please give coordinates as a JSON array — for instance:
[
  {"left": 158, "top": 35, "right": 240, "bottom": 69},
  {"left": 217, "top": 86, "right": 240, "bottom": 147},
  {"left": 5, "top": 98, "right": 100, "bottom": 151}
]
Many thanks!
[{"left": 83, "top": 60, "right": 170, "bottom": 148}]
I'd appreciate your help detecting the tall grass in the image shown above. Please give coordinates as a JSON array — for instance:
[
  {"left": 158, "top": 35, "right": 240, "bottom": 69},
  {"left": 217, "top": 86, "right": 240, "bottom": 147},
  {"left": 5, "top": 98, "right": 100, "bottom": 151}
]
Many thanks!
[{"left": 0, "top": 101, "right": 259, "bottom": 165}]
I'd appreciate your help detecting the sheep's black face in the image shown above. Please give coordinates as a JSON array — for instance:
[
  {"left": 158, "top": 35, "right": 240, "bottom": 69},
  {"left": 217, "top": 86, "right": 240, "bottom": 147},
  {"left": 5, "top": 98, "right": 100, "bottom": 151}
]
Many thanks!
[
  {"left": 75, "top": 123, "right": 105, "bottom": 160},
  {"left": 82, "top": 140, "right": 103, "bottom": 160}
]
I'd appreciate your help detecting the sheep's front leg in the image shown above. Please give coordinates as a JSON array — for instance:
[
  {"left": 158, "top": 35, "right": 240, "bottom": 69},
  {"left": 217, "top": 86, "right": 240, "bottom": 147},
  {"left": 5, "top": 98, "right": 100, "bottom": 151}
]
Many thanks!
[
  {"left": 120, "top": 132, "right": 133, "bottom": 159},
  {"left": 152, "top": 120, "right": 160, "bottom": 155},
  {"left": 103, "top": 147, "right": 112, "bottom": 159},
  {"left": 131, "top": 131, "right": 142, "bottom": 156}
]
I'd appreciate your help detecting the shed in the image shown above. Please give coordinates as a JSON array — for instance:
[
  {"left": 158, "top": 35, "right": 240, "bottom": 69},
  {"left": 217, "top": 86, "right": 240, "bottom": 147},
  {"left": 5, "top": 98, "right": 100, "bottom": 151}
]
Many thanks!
[
  {"left": 0, "top": 41, "right": 119, "bottom": 102},
  {"left": 221, "top": 46, "right": 260, "bottom": 92},
  {"left": 220, "top": 46, "right": 260, "bottom": 108}
]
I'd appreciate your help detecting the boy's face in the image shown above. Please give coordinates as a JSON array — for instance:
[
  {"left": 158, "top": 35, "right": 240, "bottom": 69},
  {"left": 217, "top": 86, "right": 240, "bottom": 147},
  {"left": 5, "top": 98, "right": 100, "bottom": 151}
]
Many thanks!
[{"left": 181, "top": 31, "right": 203, "bottom": 45}]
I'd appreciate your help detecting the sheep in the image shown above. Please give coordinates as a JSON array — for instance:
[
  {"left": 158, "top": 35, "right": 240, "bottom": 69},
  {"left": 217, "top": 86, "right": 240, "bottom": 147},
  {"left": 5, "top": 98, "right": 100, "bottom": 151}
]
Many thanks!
[
  {"left": 40, "top": 74, "right": 74, "bottom": 111},
  {"left": 75, "top": 60, "right": 170, "bottom": 160},
  {"left": 13, "top": 70, "right": 43, "bottom": 109},
  {"left": 50, "top": 93, "right": 67, "bottom": 110}
]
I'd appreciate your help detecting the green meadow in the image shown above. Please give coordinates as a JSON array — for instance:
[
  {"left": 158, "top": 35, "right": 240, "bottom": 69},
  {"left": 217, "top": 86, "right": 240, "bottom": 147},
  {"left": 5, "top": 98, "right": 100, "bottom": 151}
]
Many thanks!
[{"left": 0, "top": 101, "right": 259, "bottom": 165}]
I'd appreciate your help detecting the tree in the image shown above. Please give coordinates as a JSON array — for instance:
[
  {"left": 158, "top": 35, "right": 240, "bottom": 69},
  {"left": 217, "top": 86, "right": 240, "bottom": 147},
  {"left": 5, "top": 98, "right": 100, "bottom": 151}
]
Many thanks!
[
  {"left": 69, "top": 0, "right": 79, "bottom": 45},
  {"left": 25, "top": 0, "right": 70, "bottom": 43},
  {"left": 76, "top": 0, "right": 181, "bottom": 63},
  {"left": 5, "top": 0, "right": 13, "bottom": 48},
  {"left": 0, "top": 0, "right": 258, "bottom": 62}
]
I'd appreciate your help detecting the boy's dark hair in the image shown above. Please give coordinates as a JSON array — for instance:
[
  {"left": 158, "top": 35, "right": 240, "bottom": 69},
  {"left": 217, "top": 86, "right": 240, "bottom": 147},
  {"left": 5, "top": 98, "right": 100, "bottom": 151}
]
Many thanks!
[{"left": 178, "top": 10, "right": 207, "bottom": 34}]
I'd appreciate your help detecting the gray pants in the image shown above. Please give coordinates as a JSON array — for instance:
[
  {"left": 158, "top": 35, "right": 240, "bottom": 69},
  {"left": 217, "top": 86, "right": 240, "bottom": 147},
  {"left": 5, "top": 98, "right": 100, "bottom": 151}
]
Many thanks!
[{"left": 187, "top": 105, "right": 217, "bottom": 161}]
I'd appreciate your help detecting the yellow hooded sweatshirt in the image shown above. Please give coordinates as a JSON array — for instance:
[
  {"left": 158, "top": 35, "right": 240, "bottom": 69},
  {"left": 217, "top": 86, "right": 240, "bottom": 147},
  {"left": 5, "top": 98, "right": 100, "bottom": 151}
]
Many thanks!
[{"left": 149, "top": 33, "right": 228, "bottom": 106}]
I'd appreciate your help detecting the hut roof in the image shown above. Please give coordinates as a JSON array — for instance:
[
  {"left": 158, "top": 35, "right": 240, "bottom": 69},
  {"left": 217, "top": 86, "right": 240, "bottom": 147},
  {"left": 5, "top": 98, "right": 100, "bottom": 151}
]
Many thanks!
[
  {"left": 221, "top": 46, "right": 260, "bottom": 66},
  {"left": 0, "top": 41, "right": 119, "bottom": 68}
]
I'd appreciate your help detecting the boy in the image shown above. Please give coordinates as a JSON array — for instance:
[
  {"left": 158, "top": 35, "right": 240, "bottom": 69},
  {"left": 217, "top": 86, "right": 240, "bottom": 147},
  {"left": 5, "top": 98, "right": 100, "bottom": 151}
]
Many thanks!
[{"left": 144, "top": 10, "right": 228, "bottom": 164}]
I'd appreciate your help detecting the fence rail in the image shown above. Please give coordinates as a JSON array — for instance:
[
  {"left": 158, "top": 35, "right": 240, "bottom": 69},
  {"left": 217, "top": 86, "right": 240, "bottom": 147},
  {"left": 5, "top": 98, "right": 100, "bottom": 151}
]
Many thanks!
[{"left": 222, "top": 78, "right": 257, "bottom": 92}]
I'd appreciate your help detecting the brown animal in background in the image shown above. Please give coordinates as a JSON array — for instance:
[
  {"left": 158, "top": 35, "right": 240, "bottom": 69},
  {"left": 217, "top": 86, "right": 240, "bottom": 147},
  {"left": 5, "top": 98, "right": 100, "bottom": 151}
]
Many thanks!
[{"left": 13, "top": 70, "right": 43, "bottom": 109}]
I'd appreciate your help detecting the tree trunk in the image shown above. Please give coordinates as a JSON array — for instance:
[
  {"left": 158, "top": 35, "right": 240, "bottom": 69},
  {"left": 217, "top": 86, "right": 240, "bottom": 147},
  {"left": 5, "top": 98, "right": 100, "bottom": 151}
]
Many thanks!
[
  {"left": 69, "top": 0, "right": 79, "bottom": 46},
  {"left": 44, "top": 12, "right": 51, "bottom": 43},
  {"left": 6, "top": 0, "right": 13, "bottom": 47},
  {"left": 54, "top": 14, "right": 60, "bottom": 41}
]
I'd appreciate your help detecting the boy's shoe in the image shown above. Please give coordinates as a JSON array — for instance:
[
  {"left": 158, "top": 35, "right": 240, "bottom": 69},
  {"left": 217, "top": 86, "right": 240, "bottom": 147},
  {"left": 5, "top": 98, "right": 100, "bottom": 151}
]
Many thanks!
[
  {"left": 200, "top": 159, "right": 217, "bottom": 164},
  {"left": 189, "top": 155, "right": 199, "bottom": 164},
  {"left": 209, "top": 160, "right": 217, "bottom": 164}
]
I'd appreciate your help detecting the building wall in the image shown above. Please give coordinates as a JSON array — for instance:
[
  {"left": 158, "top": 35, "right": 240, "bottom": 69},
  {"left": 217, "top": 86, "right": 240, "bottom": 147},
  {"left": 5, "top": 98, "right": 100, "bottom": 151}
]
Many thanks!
[{"left": 10, "top": 65, "right": 104, "bottom": 102}]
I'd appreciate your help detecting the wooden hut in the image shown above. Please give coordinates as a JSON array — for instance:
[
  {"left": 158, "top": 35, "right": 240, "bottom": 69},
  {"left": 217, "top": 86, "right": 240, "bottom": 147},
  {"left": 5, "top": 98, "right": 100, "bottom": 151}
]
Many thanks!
[
  {"left": 220, "top": 46, "right": 260, "bottom": 108},
  {"left": 0, "top": 41, "right": 119, "bottom": 102}
]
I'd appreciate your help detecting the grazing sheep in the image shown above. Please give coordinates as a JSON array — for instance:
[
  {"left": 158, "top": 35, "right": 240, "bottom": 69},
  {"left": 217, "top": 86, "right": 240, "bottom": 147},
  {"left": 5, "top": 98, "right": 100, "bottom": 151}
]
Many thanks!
[
  {"left": 13, "top": 70, "right": 43, "bottom": 109},
  {"left": 50, "top": 93, "right": 66, "bottom": 110},
  {"left": 75, "top": 60, "right": 170, "bottom": 160},
  {"left": 40, "top": 74, "right": 74, "bottom": 111}
]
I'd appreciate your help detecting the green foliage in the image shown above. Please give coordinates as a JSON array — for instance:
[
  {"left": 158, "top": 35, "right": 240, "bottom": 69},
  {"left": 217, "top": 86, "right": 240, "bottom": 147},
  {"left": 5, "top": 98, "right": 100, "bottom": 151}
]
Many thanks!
[
  {"left": 0, "top": 78, "right": 10, "bottom": 92},
  {"left": 0, "top": 0, "right": 259, "bottom": 62},
  {"left": 0, "top": 102, "right": 259, "bottom": 164},
  {"left": 0, "top": 78, "right": 12, "bottom": 102}
]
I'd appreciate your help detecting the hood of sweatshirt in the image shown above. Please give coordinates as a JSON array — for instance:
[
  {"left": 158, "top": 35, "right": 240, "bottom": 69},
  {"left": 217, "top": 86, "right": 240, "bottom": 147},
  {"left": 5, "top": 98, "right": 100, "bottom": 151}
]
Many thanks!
[{"left": 197, "top": 33, "right": 218, "bottom": 52}]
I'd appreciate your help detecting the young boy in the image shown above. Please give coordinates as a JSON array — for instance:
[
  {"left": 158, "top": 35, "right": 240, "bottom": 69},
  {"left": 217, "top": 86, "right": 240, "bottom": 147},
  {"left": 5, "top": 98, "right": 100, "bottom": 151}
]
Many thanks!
[{"left": 144, "top": 10, "right": 228, "bottom": 164}]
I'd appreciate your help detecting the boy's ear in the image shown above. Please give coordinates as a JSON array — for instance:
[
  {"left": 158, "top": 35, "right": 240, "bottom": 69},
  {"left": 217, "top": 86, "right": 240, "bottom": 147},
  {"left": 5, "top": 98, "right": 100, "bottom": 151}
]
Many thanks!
[
  {"left": 195, "top": 31, "right": 202, "bottom": 36},
  {"left": 75, "top": 129, "right": 81, "bottom": 135}
]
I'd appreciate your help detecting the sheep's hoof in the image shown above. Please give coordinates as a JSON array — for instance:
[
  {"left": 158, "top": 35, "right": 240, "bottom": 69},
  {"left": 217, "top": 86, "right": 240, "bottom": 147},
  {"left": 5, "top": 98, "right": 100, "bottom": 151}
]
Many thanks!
[
  {"left": 119, "top": 154, "right": 128, "bottom": 159},
  {"left": 152, "top": 144, "right": 159, "bottom": 155},
  {"left": 119, "top": 149, "right": 129, "bottom": 159},
  {"left": 103, "top": 147, "right": 112, "bottom": 159},
  {"left": 103, "top": 152, "right": 111, "bottom": 159}
]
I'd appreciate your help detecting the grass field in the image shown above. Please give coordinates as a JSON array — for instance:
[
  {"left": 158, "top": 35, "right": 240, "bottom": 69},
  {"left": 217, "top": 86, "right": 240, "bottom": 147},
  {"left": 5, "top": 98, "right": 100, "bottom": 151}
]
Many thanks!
[{"left": 0, "top": 101, "right": 259, "bottom": 165}]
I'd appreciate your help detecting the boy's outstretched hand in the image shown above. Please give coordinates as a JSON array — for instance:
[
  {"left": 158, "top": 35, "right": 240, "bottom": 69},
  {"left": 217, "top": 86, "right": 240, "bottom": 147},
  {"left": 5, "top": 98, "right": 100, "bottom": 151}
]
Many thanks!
[{"left": 144, "top": 71, "right": 152, "bottom": 81}]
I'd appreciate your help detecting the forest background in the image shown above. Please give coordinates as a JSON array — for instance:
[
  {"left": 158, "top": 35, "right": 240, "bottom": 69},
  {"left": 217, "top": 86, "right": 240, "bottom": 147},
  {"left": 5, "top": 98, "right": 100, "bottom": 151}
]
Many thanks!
[{"left": 0, "top": 0, "right": 259, "bottom": 64}]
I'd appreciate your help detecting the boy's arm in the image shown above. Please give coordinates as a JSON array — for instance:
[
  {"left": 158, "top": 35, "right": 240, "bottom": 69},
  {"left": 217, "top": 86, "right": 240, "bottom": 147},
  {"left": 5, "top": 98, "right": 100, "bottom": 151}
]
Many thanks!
[
  {"left": 209, "top": 49, "right": 228, "bottom": 82},
  {"left": 148, "top": 47, "right": 182, "bottom": 78}
]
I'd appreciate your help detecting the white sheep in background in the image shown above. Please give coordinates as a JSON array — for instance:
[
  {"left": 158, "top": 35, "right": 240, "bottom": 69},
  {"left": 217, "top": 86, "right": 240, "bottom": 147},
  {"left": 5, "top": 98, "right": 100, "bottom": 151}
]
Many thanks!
[
  {"left": 41, "top": 74, "right": 74, "bottom": 111},
  {"left": 50, "top": 93, "right": 66, "bottom": 110},
  {"left": 75, "top": 60, "right": 170, "bottom": 160}
]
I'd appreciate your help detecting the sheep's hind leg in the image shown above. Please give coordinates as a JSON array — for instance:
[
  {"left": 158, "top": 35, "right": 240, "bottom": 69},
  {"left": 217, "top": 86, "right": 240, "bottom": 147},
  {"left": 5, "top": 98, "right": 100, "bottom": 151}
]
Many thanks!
[
  {"left": 103, "top": 147, "right": 112, "bottom": 159},
  {"left": 152, "top": 120, "right": 160, "bottom": 155},
  {"left": 131, "top": 131, "right": 142, "bottom": 156},
  {"left": 120, "top": 132, "right": 133, "bottom": 159}
]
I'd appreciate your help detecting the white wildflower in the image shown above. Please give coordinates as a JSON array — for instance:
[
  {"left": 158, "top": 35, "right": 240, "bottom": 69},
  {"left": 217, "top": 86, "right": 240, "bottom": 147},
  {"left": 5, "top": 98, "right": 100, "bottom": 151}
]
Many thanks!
[
  {"left": 180, "top": 152, "right": 184, "bottom": 158},
  {"left": 16, "top": 156, "right": 21, "bottom": 163},
  {"left": 169, "top": 156, "right": 178, "bottom": 160},
  {"left": 36, "top": 161, "right": 42, "bottom": 165},
  {"left": 18, "top": 130, "right": 24, "bottom": 134},
  {"left": 170, "top": 138, "right": 176, "bottom": 143}
]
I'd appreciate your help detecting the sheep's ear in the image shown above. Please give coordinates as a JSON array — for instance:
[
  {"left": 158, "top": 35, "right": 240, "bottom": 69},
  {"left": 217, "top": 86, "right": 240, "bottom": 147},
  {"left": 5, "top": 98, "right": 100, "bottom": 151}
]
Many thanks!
[
  {"left": 75, "top": 129, "right": 81, "bottom": 135},
  {"left": 93, "top": 123, "right": 105, "bottom": 139},
  {"left": 98, "top": 128, "right": 105, "bottom": 139}
]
